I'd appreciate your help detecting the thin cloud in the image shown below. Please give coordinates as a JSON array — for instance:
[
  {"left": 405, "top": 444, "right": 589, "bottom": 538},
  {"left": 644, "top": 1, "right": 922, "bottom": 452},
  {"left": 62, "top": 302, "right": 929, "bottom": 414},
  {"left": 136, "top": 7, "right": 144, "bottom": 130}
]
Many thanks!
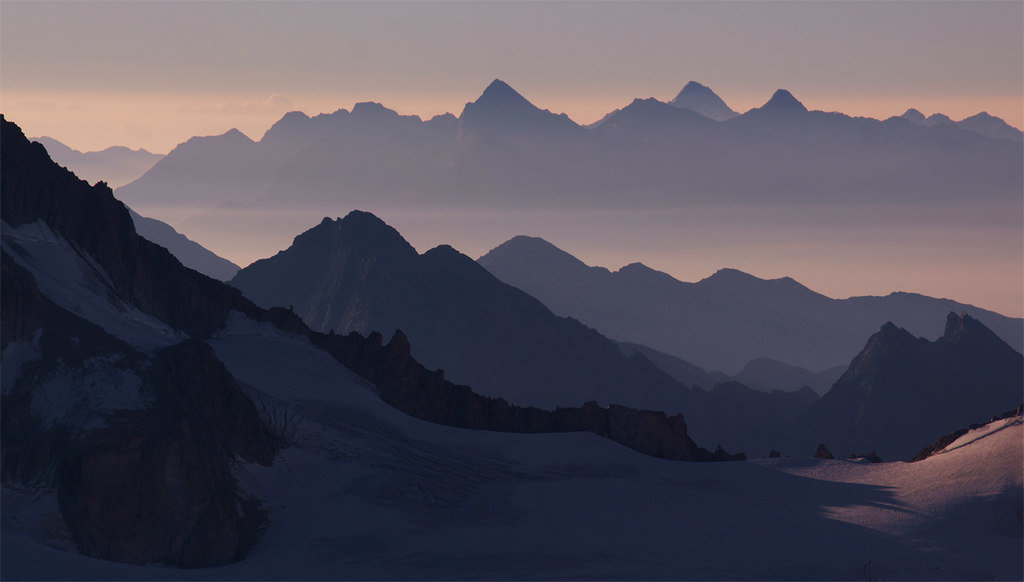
[{"left": 175, "top": 95, "right": 294, "bottom": 115}]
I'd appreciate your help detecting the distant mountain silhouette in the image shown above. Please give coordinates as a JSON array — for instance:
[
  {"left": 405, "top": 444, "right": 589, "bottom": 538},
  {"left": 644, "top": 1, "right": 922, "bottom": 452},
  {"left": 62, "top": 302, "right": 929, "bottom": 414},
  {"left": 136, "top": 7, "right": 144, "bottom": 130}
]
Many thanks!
[
  {"left": 229, "top": 211, "right": 692, "bottom": 411},
  {"left": 478, "top": 235, "right": 1023, "bottom": 373},
  {"left": 732, "top": 358, "right": 846, "bottom": 396},
  {"left": 925, "top": 112, "right": 953, "bottom": 126},
  {"left": 669, "top": 81, "right": 738, "bottom": 121},
  {"left": 115, "top": 80, "right": 1022, "bottom": 223},
  {"left": 957, "top": 111, "right": 1024, "bottom": 142},
  {"left": 456, "top": 79, "right": 579, "bottom": 143},
  {"left": 617, "top": 342, "right": 730, "bottom": 389},
  {"left": 900, "top": 108, "right": 927, "bottom": 124},
  {"left": 755, "top": 89, "right": 809, "bottom": 115},
  {"left": 129, "top": 209, "right": 240, "bottom": 281},
  {"left": 792, "top": 312, "right": 1023, "bottom": 460},
  {"left": 30, "top": 136, "right": 163, "bottom": 189},
  {"left": 229, "top": 212, "right": 827, "bottom": 453},
  {"left": 591, "top": 97, "right": 717, "bottom": 144},
  {"left": 896, "top": 109, "right": 1022, "bottom": 142}
]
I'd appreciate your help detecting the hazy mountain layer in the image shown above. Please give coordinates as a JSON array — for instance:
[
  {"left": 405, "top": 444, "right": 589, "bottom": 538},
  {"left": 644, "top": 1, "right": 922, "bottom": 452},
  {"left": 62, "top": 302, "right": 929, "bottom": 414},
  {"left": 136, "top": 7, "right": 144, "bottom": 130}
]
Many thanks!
[
  {"left": 478, "top": 235, "right": 1023, "bottom": 373},
  {"left": 30, "top": 136, "right": 162, "bottom": 189},
  {"left": 112, "top": 80, "right": 1023, "bottom": 284},
  {"left": 129, "top": 209, "right": 240, "bottom": 281},
  {"left": 229, "top": 211, "right": 691, "bottom": 412}
]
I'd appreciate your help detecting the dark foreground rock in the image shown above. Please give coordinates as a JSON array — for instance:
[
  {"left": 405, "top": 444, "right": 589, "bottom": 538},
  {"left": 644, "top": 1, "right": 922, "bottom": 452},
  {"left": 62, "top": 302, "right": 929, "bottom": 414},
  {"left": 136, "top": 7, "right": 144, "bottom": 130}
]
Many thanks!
[{"left": 310, "top": 324, "right": 744, "bottom": 461}]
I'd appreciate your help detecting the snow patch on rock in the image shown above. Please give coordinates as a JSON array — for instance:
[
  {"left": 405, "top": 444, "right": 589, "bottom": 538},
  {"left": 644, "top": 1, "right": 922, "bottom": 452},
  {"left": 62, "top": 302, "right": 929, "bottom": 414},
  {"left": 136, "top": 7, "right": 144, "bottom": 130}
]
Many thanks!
[{"left": 1, "top": 220, "right": 185, "bottom": 349}]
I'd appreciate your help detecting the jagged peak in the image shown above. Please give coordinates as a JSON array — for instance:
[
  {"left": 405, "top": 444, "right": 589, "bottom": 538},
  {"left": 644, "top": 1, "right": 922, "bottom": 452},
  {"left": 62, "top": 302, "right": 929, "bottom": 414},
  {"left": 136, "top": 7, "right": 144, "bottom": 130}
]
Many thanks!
[
  {"left": 669, "top": 82, "right": 737, "bottom": 121},
  {"left": 676, "top": 81, "right": 716, "bottom": 98},
  {"left": 287, "top": 210, "right": 416, "bottom": 260},
  {"left": 481, "top": 78, "right": 522, "bottom": 99},
  {"left": 940, "top": 311, "right": 1011, "bottom": 350},
  {"left": 760, "top": 89, "right": 808, "bottom": 113},
  {"left": 458, "top": 79, "right": 577, "bottom": 133},
  {"left": 901, "top": 108, "right": 926, "bottom": 124},
  {"left": 478, "top": 235, "right": 589, "bottom": 271},
  {"left": 466, "top": 78, "right": 537, "bottom": 112}
]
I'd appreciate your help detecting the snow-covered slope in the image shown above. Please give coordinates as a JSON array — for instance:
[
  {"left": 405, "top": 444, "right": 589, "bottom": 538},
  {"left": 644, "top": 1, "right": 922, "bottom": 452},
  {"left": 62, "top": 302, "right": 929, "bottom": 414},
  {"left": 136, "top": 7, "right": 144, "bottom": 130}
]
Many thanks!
[
  {"left": 5, "top": 315, "right": 1021, "bottom": 580},
  {"left": 2, "top": 220, "right": 185, "bottom": 349}
]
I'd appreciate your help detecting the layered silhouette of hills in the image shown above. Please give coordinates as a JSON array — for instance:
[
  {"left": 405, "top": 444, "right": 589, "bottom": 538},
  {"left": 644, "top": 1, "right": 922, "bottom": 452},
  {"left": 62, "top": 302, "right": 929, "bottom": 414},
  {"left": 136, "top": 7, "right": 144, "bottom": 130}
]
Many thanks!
[
  {"left": 229, "top": 211, "right": 689, "bottom": 411},
  {"left": 129, "top": 209, "right": 240, "bottom": 281},
  {"left": 115, "top": 79, "right": 1022, "bottom": 229},
  {"left": 1, "top": 115, "right": 748, "bottom": 569},
  {"left": 30, "top": 136, "right": 163, "bottom": 189},
  {"left": 478, "top": 235, "right": 1023, "bottom": 373},
  {"left": 898, "top": 108, "right": 1022, "bottom": 142},
  {"left": 790, "top": 312, "right": 1023, "bottom": 460},
  {"left": 733, "top": 358, "right": 846, "bottom": 395},
  {"left": 229, "top": 212, "right": 845, "bottom": 453}
]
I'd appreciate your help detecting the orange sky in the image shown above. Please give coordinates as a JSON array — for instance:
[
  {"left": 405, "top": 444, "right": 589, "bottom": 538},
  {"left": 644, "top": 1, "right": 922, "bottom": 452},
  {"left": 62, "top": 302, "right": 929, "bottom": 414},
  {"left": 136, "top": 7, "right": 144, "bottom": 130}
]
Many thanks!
[{"left": 3, "top": 1, "right": 1021, "bottom": 153}]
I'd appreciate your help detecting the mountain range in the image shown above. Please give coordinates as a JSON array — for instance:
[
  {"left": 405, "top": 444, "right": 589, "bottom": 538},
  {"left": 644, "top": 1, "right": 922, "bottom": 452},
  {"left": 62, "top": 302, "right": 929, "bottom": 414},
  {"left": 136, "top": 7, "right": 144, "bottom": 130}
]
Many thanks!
[
  {"left": 29, "top": 136, "right": 163, "bottom": 189},
  {"left": 2, "top": 115, "right": 1022, "bottom": 579},
  {"left": 478, "top": 235, "right": 1023, "bottom": 373},
  {"left": 226, "top": 209, "right": 1022, "bottom": 459},
  {"left": 0, "top": 114, "right": 740, "bottom": 568},
  {"left": 229, "top": 212, "right": 686, "bottom": 412},
  {"left": 110, "top": 80, "right": 1023, "bottom": 270}
]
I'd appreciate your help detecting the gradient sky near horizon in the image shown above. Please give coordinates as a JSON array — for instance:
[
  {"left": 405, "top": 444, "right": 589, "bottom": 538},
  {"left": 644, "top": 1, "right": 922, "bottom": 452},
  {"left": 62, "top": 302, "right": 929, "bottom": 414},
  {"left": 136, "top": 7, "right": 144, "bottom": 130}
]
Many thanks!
[{"left": 2, "top": 0, "right": 1022, "bottom": 154}]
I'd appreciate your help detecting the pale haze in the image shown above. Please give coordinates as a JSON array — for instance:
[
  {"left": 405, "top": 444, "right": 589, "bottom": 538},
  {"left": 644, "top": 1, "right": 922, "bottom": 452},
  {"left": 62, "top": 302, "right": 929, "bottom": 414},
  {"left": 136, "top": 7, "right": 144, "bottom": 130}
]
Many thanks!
[{"left": 1, "top": 0, "right": 1021, "bottom": 317}]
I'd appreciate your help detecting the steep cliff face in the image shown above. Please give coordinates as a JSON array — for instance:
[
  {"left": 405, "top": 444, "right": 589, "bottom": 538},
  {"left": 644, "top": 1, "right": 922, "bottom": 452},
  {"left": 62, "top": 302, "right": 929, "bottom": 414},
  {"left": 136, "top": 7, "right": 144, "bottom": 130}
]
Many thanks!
[
  {"left": 58, "top": 340, "right": 273, "bottom": 567},
  {"left": 2, "top": 116, "right": 257, "bottom": 338},
  {"left": 2, "top": 116, "right": 277, "bottom": 567},
  {"left": 2, "top": 250, "right": 275, "bottom": 566}
]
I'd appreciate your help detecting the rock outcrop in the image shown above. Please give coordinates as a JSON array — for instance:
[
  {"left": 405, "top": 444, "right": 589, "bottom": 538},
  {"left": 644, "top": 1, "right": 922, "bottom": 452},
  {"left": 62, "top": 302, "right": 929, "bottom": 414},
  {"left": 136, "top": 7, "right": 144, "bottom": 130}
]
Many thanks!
[
  {"left": 58, "top": 340, "right": 274, "bottom": 567},
  {"left": 310, "top": 324, "right": 743, "bottom": 462},
  {"left": 911, "top": 404, "right": 1024, "bottom": 462}
]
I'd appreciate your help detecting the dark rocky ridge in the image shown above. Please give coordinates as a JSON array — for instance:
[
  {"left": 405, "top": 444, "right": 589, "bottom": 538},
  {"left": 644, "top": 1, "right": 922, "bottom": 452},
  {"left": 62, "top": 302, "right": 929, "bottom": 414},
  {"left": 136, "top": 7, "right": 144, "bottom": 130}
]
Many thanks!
[
  {"left": 792, "top": 313, "right": 1023, "bottom": 460},
  {"left": 2, "top": 116, "right": 260, "bottom": 339},
  {"left": 231, "top": 212, "right": 693, "bottom": 413},
  {"left": 308, "top": 324, "right": 742, "bottom": 462}
]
